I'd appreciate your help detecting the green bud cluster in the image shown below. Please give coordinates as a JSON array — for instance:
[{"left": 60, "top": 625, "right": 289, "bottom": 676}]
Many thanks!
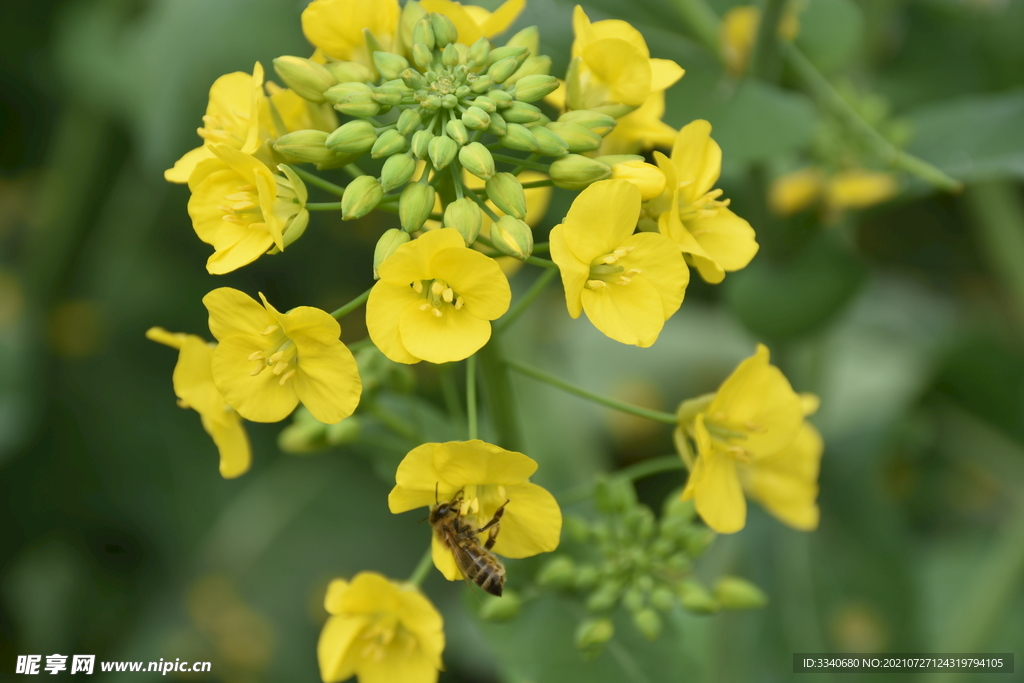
[
  {"left": 277, "top": 406, "right": 360, "bottom": 453},
  {"left": 534, "top": 476, "right": 766, "bottom": 651}
]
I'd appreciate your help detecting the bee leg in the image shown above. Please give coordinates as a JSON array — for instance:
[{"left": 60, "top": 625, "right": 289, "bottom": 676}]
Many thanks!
[{"left": 477, "top": 500, "right": 509, "bottom": 549}]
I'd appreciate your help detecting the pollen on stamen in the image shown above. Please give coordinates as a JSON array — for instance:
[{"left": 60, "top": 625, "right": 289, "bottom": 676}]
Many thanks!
[
  {"left": 616, "top": 276, "right": 632, "bottom": 285},
  {"left": 586, "top": 279, "right": 607, "bottom": 289},
  {"left": 442, "top": 287, "right": 454, "bottom": 303},
  {"left": 250, "top": 363, "right": 265, "bottom": 376},
  {"left": 247, "top": 350, "right": 264, "bottom": 361},
  {"left": 419, "top": 302, "right": 431, "bottom": 311},
  {"left": 454, "top": 296, "right": 464, "bottom": 310},
  {"left": 221, "top": 215, "right": 245, "bottom": 224},
  {"left": 431, "top": 307, "right": 443, "bottom": 317},
  {"left": 224, "top": 191, "right": 252, "bottom": 202},
  {"left": 625, "top": 268, "right": 642, "bottom": 276},
  {"left": 430, "top": 281, "right": 444, "bottom": 296},
  {"left": 278, "top": 368, "right": 296, "bottom": 385},
  {"left": 412, "top": 281, "right": 424, "bottom": 294},
  {"left": 272, "top": 360, "right": 289, "bottom": 376}
]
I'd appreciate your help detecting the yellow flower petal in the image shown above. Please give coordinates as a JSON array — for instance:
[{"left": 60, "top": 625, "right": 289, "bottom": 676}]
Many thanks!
[
  {"left": 581, "top": 38, "right": 651, "bottom": 107},
  {"left": 490, "top": 482, "right": 562, "bottom": 558},
  {"left": 317, "top": 614, "right": 366, "bottom": 683},
  {"left": 691, "top": 415, "right": 746, "bottom": 533},
  {"left": 429, "top": 247, "right": 511, "bottom": 320},
  {"left": 769, "top": 168, "right": 823, "bottom": 216},
  {"left": 212, "top": 335, "right": 300, "bottom": 422},
  {"left": 164, "top": 145, "right": 214, "bottom": 183},
  {"left": 549, "top": 224, "right": 588, "bottom": 319},
  {"left": 561, "top": 179, "right": 641, "bottom": 264},
  {"left": 621, "top": 231, "right": 689, "bottom": 319},
  {"left": 359, "top": 642, "right": 439, "bottom": 683},
  {"left": 482, "top": 0, "right": 525, "bottom": 35},
  {"left": 649, "top": 58, "right": 685, "bottom": 91},
  {"left": 399, "top": 304, "right": 491, "bottom": 364},
  {"left": 366, "top": 282, "right": 422, "bottom": 365},
  {"left": 324, "top": 578, "right": 350, "bottom": 614},
  {"left": 378, "top": 228, "right": 466, "bottom": 286},
  {"left": 581, "top": 275, "right": 665, "bottom": 347},
  {"left": 826, "top": 169, "right": 899, "bottom": 211},
  {"left": 670, "top": 119, "right": 722, "bottom": 202},
  {"left": 301, "top": 0, "right": 400, "bottom": 64},
  {"left": 685, "top": 206, "right": 759, "bottom": 273},
  {"left": 171, "top": 336, "right": 224, "bottom": 419},
  {"left": 203, "top": 412, "right": 252, "bottom": 479},
  {"left": 203, "top": 287, "right": 274, "bottom": 341},
  {"left": 287, "top": 317, "right": 362, "bottom": 425},
  {"left": 741, "top": 422, "right": 822, "bottom": 530},
  {"left": 432, "top": 533, "right": 463, "bottom": 580}
]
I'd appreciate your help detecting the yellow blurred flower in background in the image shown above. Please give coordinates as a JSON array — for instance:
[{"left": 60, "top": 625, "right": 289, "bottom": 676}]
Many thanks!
[
  {"left": 146, "top": 327, "right": 251, "bottom": 478},
  {"left": 388, "top": 440, "right": 562, "bottom": 581},
  {"left": 720, "top": 4, "right": 800, "bottom": 78},
  {"left": 318, "top": 572, "right": 444, "bottom": 683},
  {"left": 420, "top": 0, "right": 526, "bottom": 45},
  {"left": 769, "top": 167, "right": 900, "bottom": 219}
]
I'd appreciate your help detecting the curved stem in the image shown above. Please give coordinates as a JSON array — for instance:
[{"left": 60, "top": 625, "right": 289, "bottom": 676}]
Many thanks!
[
  {"left": 291, "top": 166, "right": 346, "bottom": 197},
  {"left": 506, "top": 359, "right": 678, "bottom": 425},
  {"left": 490, "top": 153, "right": 551, "bottom": 173},
  {"left": 496, "top": 268, "right": 557, "bottom": 333},
  {"left": 467, "top": 354, "right": 478, "bottom": 440},
  {"left": 463, "top": 182, "right": 501, "bottom": 221},
  {"left": 408, "top": 546, "right": 434, "bottom": 587},
  {"left": 307, "top": 202, "right": 342, "bottom": 211},
  {"left": 330, "top": 287, "right": 372, "bottom": 319},
  {"left": 532, "top": 241, "right": 549, "bottom": 253},
  {"left": 526, "top": 255, "right": 559, "bottom": 270},
  {"left": 519, "top": 180, "right": 554, "bottom": 189}
]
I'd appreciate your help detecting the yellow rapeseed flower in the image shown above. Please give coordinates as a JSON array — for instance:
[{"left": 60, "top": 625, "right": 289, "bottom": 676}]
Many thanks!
[
  {"left": 366, "top": 228, "right": 511, "bottom": 364},
  {"left": 720, "top": 5, "right": 800, "bottom": 78},
  {"left": 301, "top": 0, "right": 402, "bottom": 69},
  {"left": 769, "top": 167, "right": 899, "bottom": 219},
  {"left": 146, "top": 327, "right": 251, "bottom": 478},
  {"left": 647, "top": 119, "right": 758, "bottom": 283},
  {"left": 318, "top": 572, "right": 444, "bottom": 683},
  {"left": 187, "top": 145, "right": 308, "bottom": 274},
  {"left": 204, "top": 288, "right": 361, "bottom": 424},
  {"left": 550, "top": 179, "right": 689, "bottom": 347},
  {"left": 678, "top": 344, "right": 811, "bottom": 533},
  {"left": 388, "top": 440, "right": 562, "bottom": 581},
  {"left": 420, "top": 0, "right": 526, "bottom": 45},
  {"left": 598, "top": 91, "right": 678, "bottom": 155}
]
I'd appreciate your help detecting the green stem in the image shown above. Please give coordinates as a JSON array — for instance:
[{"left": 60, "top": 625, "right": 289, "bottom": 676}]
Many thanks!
[
  {"left": 467, "top": 355, "right": 478, "bottom": 440},
  {"left": 408, "top": 546, "right": 434, "bottom": 587},
  {"left": 451, "top": 164, "right": 464, "bottom": 200},
  {"left": 463, "top": 182, "right": 501, "bottom": 221},
  {"left": 490, "top": 153, "right": 551, "bottom": 173},
  {"left": 525, "top": 255, "right": 559, "bottom": 270},
  {"left": 496, "top": 268, "right": 557, "bottom": 333},
  {"left": 506, "top": 359, "right": 678, "bottom": 425},
  {"left": 750, "top": 0, "right": 786, "bottom": 81},
  {"left": 477, "top": 335, "right": 522, "bottom": 451},
  {"left": 532, "top": 241, "right": 550, "bottom": 253},
  {"left": 668, "top": 0, "right": 722, "bottom": 55},
  {"left": 519, "top": 179, "right": 554, "bottom": 189},
  {"left": 439, "top": 364, "right": 464, "bottom": 424},
  {"left": 782, "top": 42, "right": 963, "bottom": 193},
  {"left": 511, "top": 153, "right": 542, "bottom": 176},
  {"left": 365, "top": 401, "right": 420, "bottom": 442},
  {"left": 307, "top": 202, "right": 342, "bottom": 211},
  {"left": 343, "top": 164, "right": 365, "bottom": 178},
  {"left": 347, "top": 337, "right": 374, "bottom": 353},
  {"left": 330, "top": 288, "right": 372, "bottom": 319},
  {"left": 291, "top": 166, "right": 347, "bottom": 197}
]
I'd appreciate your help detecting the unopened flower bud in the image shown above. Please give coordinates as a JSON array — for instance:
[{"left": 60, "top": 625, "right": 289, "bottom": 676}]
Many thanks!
[
  {"left": 489, "top": 215, "right": 533, "bottom": 259},
  {"left": 549, "top": 154, "right": 612, "bottom": 189},
  {"left": 488, "top": 89, "right": 514, "bottom": 107},
  {"left": 442, "top": 93, "right": 459, "bottom": 109},
  {"left": 512, "top": 73, "right": 558, "bottom": 102},
  {"left": 558, "top": 109, "right": 617, "bottom": 136},
  {"left": 397, "top": 108, "right": 422, "bottom": 135},
  {"left": 678, "top": 578, "right": 720, "bottom": 615},
  {"left": 487, "top": 45, "right": 528, "bottom": 67},
  {"left": 371, "top": 129, "right": 408, "bottom": 158},
  {"left": 487, "top": 112, "right": 508, "bottom": 136},
  {"left": 488, "top": 56, "right": 519, "bottom": 84},
  {"left": 650, "top": 586, "right": 676, "bottom": 612},
  {"left": 273, "top": 56, "right": 336, "bottom": 103},
  {"left": 462, "top": 105, "right": 491, "bottom": 130},
  {"left": 413, "top": 17, "right": 435, "bottom": 50},
  {"left": 611, "top": 160, "right": 666, "bottom": 200},
  {"left": 445, "top": 119, "right": 469, "bottom": 145},
  {"left": 593, "top": 475, "right": 636, "bottom": 513},
  {"left": 532, "top": 126, "right": 568, "bottom": 156},
  {"left": 459, "top": 142, "right": 495, "bottom": 180},
  {"left": 373, "top": 228, "right": 411, "bottom": 278},
  {"left": 501, "top": 102, "right": 543, "bottom": 124},
  {"left": 575, "top": 565, "right": 600, "bottom": 590},
  {"left": 399, "top": 182, "right": 436, "bottom": 232},
  {"left": 277, "top": 414, "right": 328, "bottom": 453},
  {"left": 537, "top": 556, "right": 576, "bottom": 588},
  {"left": 442, "top": 43, "right": 459, "bottom": 67},
  {"left": 326, "top": 120, "right": 378, "bottom": 153},
  {"left": 443, "top": 197, "right": 482, "bottom": 245},
  {"left": 400, "top": 67, "right": 426, "bottom": 89},
  {"left": 273, "top": 129, "right": 335, "bottom": 164},
  {"left": 505, "top": 25, "right": 539, "bottom": 56},
  {"left": 412, "top": 42, "right": 434, "bottom": 71},
  {"left": 575, "top": 618, "right": 614, "bottom": 649},
  {"left": 411, "top": 129, "right": 434, "bottom": 158},
  {"left": 380, "top": 153, "right": 417, "bottom": 192},
  {"left": 500, "top": 123, "right": 540, "bottom": 152},
  {"left": 326, "top": 415, "right": 360, "bottom": 444},
  {"left": 507, "top": 56, "right": 553, "bottom": 86},
  {"left": 685, "top": 527, "right": 716, "bottom": 557},
  {"left": 715, "top": 576, "right": 768, "bottom": 610},
  {"left": 325, "top": 82, "right": 381, "bottom": 116},
  {"left": 632, "top": 608, "right": 662, "bottom": 641},
  {"left": 468, "top": 37, "right": 490, "bottom": 66},
  {"left": 325, "top": 60, "right": 375, "bottom": 84},
  {"left": 478, "top": 590, "right": 522, "bottom": 621},
  {"left": 485, "top": 172, "right": 527, "bottom": 218},
  {"left": 472, "top": 96, "right": 497, "bottom": 113},
  {"left": 622, "top": 586, "right": 645, "bottom": 613},
  {"left": 546, "top": 122, "right": 601, "bottom": 152},
  {"left": 428, "top": 135, "right": 458, "bottom": 169},
  {"left": 342, "top": 176, "right": 384, "bottom": 220},
  {"left": 373, "top": 51, "right": 409, "bottom": 81},
  {"left": 470, "top": 74, "right": 493, "bottom": 93},
  {"left": 429, "top": 12, "right": 458, "bottom": 46},
  {"left": 371, "top": 86, "right": 405, "bottom": 106}
]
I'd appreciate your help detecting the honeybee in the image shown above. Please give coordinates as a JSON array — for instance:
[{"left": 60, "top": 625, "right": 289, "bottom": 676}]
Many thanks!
[{"left": 429, "top": 488, "right": 509, "bottom": 596}]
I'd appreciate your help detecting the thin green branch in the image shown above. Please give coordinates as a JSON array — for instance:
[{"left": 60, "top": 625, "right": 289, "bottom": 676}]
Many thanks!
[
  {"left": 532, "top": 241, "right": 549, "bottom": 253},
  {"left": 506, "top": 359, "right": 678, "bottom": 425},
  {"left": 467, "top": 355, "right": 478, "bottom": 440},
  {"left": 667, "top": 0, "right": 721, "bottom": 55},
  {"left": 496, "top": 268, "right": 558, "bottom": 333},
  {"left": 519, "top": 179, "right": 554, "bottom": 189},
  {"left": 408, "top": 546, "right": 434, "bottom": 586},
  {"left": 525, "top": 255, "right": 559, "bottom": 270},
  {"left": 463, "top": 182, "right": 501, "bottom": 221},
  {"left": 307, "top": 202, "right": 342, "bottom": 211},
  {"left": 490, "top": 153, "right": 551, "bottom": 173},
  {"left": 330, "top": 288, "right": 371, "bottom": 319},
  {"left": 291, "top": 165, "right": 346, "bottom": 197}
]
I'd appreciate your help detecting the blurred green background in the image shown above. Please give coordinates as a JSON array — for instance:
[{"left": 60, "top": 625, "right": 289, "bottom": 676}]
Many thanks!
[{"left": 2, "top": 0, "right": 1024, "bottom": 681}]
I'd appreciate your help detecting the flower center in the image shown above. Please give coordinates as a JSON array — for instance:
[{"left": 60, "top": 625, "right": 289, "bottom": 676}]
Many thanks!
[
  {"left": 218, "top": 182, "right": 268, "bottom": 230},
  {"left": 246, "top": 325, "right": 298, "bottom": 385},
  {"left": 457, "top": 484, "right": 507, "bottom": 530},
  {"left": 199, "top": 113, "right": 247, "bottom": 148},
  {"left": 417, "top": 66, "right": 476, "bottom": 110},
  {"left": 411, "top": 278, "right": 465, "bottom": 317},
  {"left": 358, "top": 617, "right": 401, "bottom": 662},
  {"left": 697, "top": 411, "right": 766, "bottom": 463},
  {"left": 677, "top": 182, "right": 730, "bottom": 223},
  {"left": 585, "top": 246, "right": 642, "bottom": 290}
]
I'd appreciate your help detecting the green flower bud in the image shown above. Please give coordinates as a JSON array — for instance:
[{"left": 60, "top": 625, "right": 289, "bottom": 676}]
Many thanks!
[
  {"left": 428, "top": 135, "right": 458, "bottom": 169},
  {"left": 400, "top": 67, "right": 426, "bottom": 89},
  {"left": 488, "top": 89, "right": 514, "bottom": 107},
  {"left": 372, "top": 86, "right": 405, "bottom": 106},
  {"left": 277, "top": 409, "right": 328, "bottom": 453},
  {"left": 459, "top": 142, "right": 495, "bottom": 180},
  {"left": 413, "top": 17, "right": 435, "bottom": 50},
  {"left": 549, "top": 154, "right": 612, "bottom": 189},
  {"left": 546, "top": 121, "right": 602, "bottom": 152},
  {"left": 592, "top": 103, "right": 636, "bottom": 119},
  {"left": 487, "top": 112, "right": 508, "bottom": 136},
  {"left": 342, "top": 175, "right": 384, "bottom": 220},
  {"left": 461, "top": 105, "right": 491, "bottom": 130},
  {"left": 478, "top": 590, "right": 522, "bottom": 621},
  {"left": 685, "top": 527, "right": 716, "bottom": 557},
  {"left": 281, "top": 207, "right": 309, "bottom": 248},
  {"left": 501, "top": 101, "right": 543, "bottom": 124},
  {"left": 595, "top": 154, "right": 644, "bottom": 167},
  {"left": 586, "top": 581, "right": 621, "bottom": 612},
  {"left": 412, "top": 42, "right": 434, "bottom": 71},
  {"left": 575, "top": 618, "right": 614, "bottom": 650},
  {"left": 559, "top": 110, "right": 617, "bottom": 136},
  {"left": 324, "top": 81, "right": 372, "bottom": 105},
  {"left": 625, "top": 506, "right": 656, "bottom": 541},
  {"left": 369, "top": 129, "right": 407, "bottom": 158},
  {"left": 487, "top": 56, "right": 519, "bottom": 84},
  {"left": 273, "top": 129, "right": 335, "bottom": 164},
  {"left": 505, "top": 26, "right": 539, "bottom": 56},
  {"left": 455, "top": 84, "right": 471, "bottom": 98},
  {"left": 273, "top": 56, "right": 336, "bottom": 103},
  {"left": 325, "top": 416, "right": 360, "bottom": 445},
  {"left": 397, "top": 108, "right": 422, "bottom": 135},
  {"left": 507, "top": 56, "right": 553, "bottom": 86},
  {"left": 593, "top": 474, "right": 636, "bottom": 514},
  {"left": 411, "top": 129, "right": 434, "bottom": 158},
  {"left": 443, "top": 197, "right": 482, "bottom": 245},
  {"left": 400, "top": 182, "right": 436, "bottom": 232},
  {"left": 472, "top": 96, "right": 497, "bottom": 113},
  {"left": 429, "top": 12, "right": 459, "bottom": 46},
  {"left": 442, "top": 43, "right": 459, "bottom": 67},
  {"left": 665, "top": 552, "right": 693, "bottom": 573},
  {"left": 441, "top": 93, "right": 459, "bottom": 109},
  {"left": 373, "top": 51, "right": 409, "bottom": 81},
  {"left": 512, "top": 73, "right": 559, "bottom": 102},
  {"left": 485, "top": 172, "right": 527, "bottom": 219},
  {"left": 575, "top": 564, "right": 600, "bottom": 590},
  {"left": 663, "top": 496, "right": 696, "bottom": 521},
  {"left": 678, "top": 578, "right": 720, "bottom": 615},
  {"left": 487, "top": 45, "right": 528, "bottom": 67},
  {"left": 468, "top": 37, "right": 490, "bottom": 66},
  {"left": 563, "top": 515, "right": 591, "bottom": 543},
  {"left": 445, "top": 119, "right": 469, "bottom": 145},
  {"left": 532, "top": 126, "right": 569, "bottom": 156},
  {"left": 373, "top": 228, "right": 411, "bottom": 278},
  {"left": 500, "top": 123, "right": 540, "bottom": 152},
  {"left": 715, "top": 576, "right": 768, "bottom": 610},
  {"left": 650, "top": 537, "right": 675, "bottom": 559},
  {"left": 380, "top": 153, "right": 417, "bottom": 192},
  {"left": 632, "top": 608, "right": 662, "bottom": 641},
  {"left": 326, "top": 120, "right": 378, "bottom": 154},
  {"left": 650, "top": 586, "right": 676, "bottom": 612},
  {"left": 537, "top": 555, "right": 576, "bottom": 588},
  {"left": 469, "top": 74, "right": 493, "bottom": 93},
  {"left": 490, "top": 215, "right": 533, "bottom": 259},
  {"left": 325, "top": 60, "right": 375, "bottom": 84},
  {"left": 622, "top": 586, "right": 645, "bottom": 613}
]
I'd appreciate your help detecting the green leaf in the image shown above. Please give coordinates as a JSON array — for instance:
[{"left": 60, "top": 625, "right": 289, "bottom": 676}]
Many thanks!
[{"left": 793, "top": 0, "right": 864, "bottom": 74}]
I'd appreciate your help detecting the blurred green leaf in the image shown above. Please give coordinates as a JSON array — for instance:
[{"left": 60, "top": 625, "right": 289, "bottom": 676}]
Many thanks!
[{"left": 793, "top": 0, "right": 864, "bottom": 74}]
